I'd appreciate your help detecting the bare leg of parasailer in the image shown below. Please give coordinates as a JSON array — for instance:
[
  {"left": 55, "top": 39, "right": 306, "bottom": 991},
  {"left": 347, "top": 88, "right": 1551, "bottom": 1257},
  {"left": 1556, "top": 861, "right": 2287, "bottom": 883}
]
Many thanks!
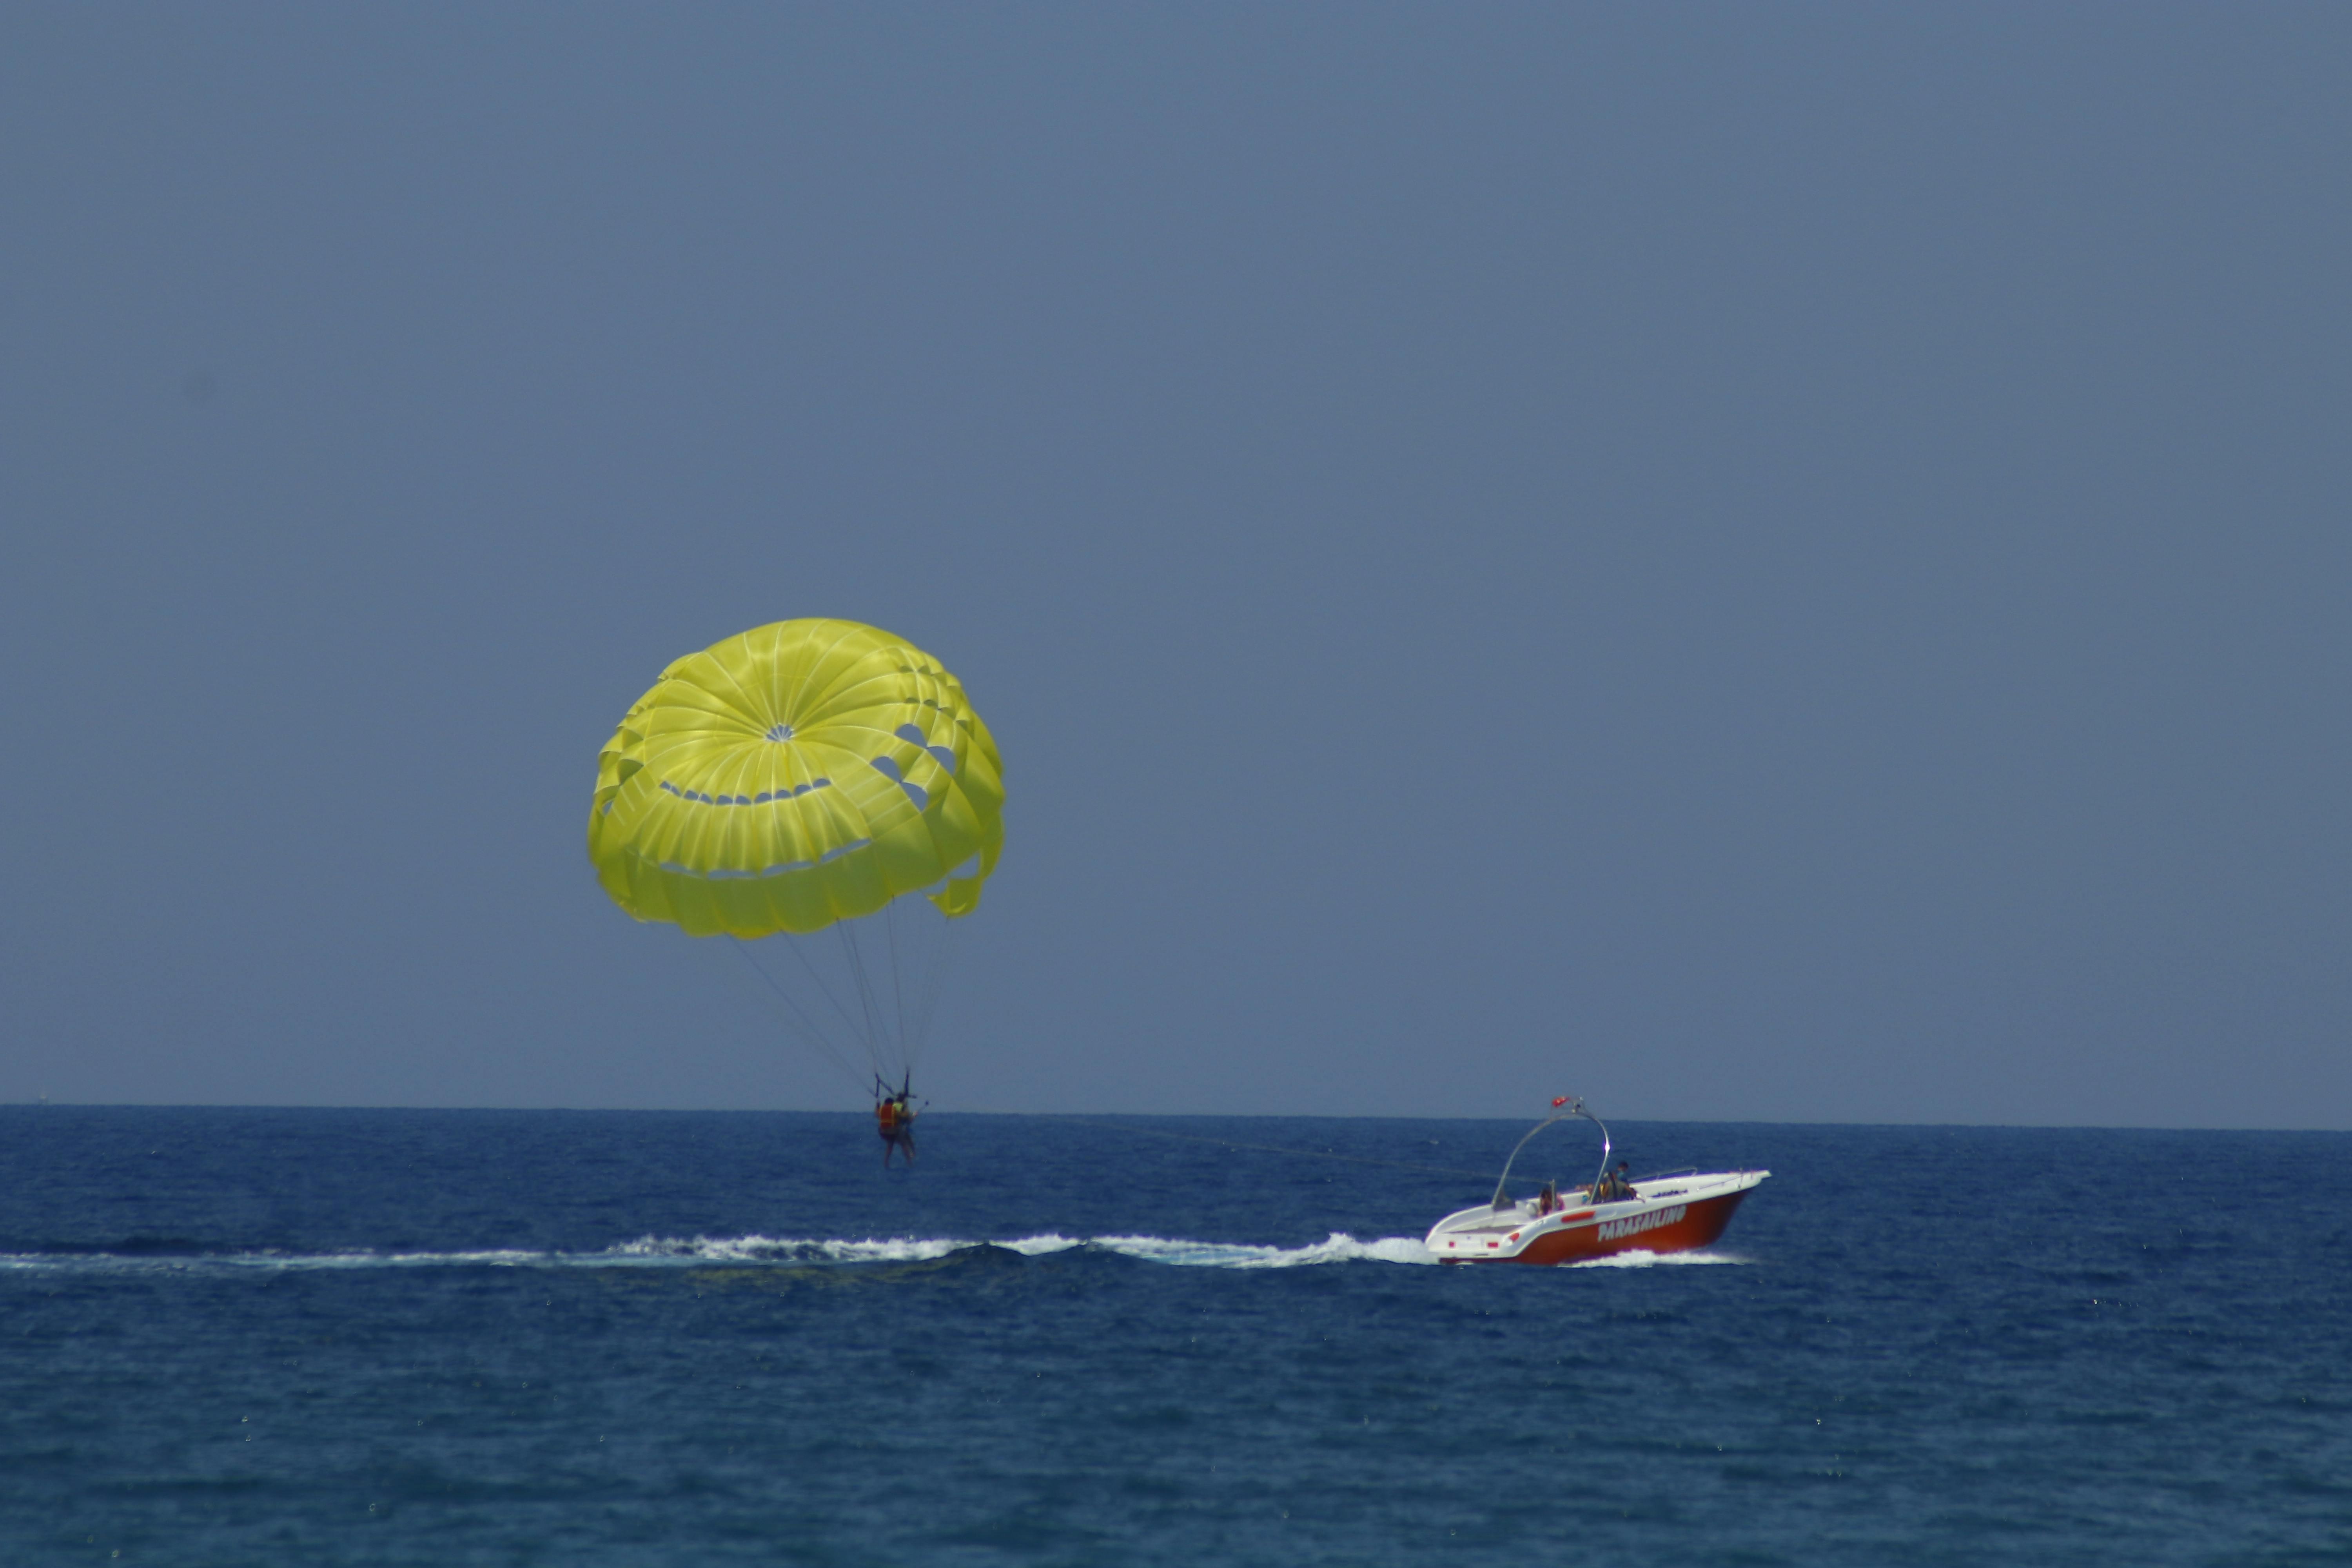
[{"left": 891, "top": 1089, "right": 916, "bottom": 1166}]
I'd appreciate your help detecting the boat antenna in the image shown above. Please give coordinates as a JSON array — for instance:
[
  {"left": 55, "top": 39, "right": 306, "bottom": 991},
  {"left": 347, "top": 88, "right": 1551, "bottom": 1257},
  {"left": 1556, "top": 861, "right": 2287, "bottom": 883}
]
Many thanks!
[{"left": 1491, "top": 1095, "right": 1611, "bottom": 1211}]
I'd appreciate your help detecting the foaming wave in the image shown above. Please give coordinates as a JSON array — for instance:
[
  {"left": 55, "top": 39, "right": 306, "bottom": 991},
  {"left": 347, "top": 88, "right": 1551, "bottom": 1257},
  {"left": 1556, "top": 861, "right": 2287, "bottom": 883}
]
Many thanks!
[
  {"left": 607, "top": 1232, "right": 1440, "bottom": 1269},
  {"left": 0, "top": 1232, "right": 1441, "bottom": 1275},
  {"left": 0, "top": 1247, "right": 549, "bottom": 1274},
  {"left": 1570, "top": 1248, "right": 1749, "bottom": 1268},
  {"left": 1088, "top": 1233, "right": 1439, "bottom": 1268},
  {"left": 603, "top": 1234, "right": 971, "bottom": 1266}
]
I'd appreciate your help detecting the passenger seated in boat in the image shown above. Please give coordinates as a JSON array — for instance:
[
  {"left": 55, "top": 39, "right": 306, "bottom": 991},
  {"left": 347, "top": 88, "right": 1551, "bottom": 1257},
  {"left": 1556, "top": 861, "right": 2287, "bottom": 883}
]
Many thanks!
[
  {"left": 1610, "top": 1161, "right": 1638, "bottom": 1200},
  {"left": 1536, "top": 1180, "right": 1558, "bottom": 1216}
]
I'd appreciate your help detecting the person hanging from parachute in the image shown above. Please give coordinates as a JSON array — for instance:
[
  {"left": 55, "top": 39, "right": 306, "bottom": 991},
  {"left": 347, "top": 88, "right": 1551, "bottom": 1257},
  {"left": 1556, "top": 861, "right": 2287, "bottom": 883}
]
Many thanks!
[
  {"left": 587, "top": 619, "right": 1004, "bottom": 1170},
  {"left": 875, "top": 1074, "right": 919, "bottom": 1167}
]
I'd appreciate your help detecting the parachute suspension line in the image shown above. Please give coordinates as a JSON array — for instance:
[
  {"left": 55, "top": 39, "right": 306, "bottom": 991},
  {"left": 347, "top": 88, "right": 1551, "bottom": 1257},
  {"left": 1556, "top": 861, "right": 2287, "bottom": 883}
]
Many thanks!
[
  {"left": 884, "top": 895, "right": 912, "bottom": 1078},
  {"left": 724, "top": 938, "right": 870, "bottom": 1094},
  {"left": 887, "top": 897, "right": 943, "bottom": 1077},
  {"left": 835, "top": 918, "right": 890, "bottom": 1084},
  {"left": 907, "top": 908, "right": 959, "bottom": 1071},
  {"left": 772, "top": 927, "right": 877, "bottom": 1073}
]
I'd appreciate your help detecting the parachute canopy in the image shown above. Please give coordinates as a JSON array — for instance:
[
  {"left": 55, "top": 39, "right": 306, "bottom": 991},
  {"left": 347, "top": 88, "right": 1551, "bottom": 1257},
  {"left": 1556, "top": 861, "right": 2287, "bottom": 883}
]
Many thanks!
[{"left": 589, "top": 619, "right": 1004, "bottom": 939}]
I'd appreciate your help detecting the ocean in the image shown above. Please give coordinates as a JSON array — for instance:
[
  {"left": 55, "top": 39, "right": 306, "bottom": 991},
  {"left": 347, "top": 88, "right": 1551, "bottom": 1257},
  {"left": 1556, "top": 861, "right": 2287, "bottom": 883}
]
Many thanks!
[{"left": 2, "top": 1108, "right": 2347, "bottom": 1565}]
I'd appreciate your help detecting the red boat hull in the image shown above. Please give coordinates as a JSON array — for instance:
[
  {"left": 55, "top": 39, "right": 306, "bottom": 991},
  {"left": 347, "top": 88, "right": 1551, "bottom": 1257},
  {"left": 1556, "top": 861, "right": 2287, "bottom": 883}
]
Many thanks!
[{"left": 1505, "top": 1185, "right": 1754, "bottom": 1265}]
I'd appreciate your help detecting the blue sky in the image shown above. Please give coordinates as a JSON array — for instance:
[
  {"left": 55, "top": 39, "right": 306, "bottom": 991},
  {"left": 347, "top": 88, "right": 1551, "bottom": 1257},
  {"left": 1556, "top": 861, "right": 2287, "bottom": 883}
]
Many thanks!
[{"left": 4, "top": 5, "right": 2346, "bottom": 1126}]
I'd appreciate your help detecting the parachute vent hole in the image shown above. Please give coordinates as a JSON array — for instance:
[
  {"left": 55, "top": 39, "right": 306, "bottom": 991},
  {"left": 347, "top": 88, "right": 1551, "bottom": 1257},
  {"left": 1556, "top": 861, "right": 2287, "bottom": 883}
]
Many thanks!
[
  {"left": 660, "top": 779, "right": 830, "bottom": 808},
  {"left": 869, "top": 755, "right": 929, "bottom": 811},
  {"left": 765, "top": 723, "right": 795, "bottom": 742},
  {"left": 894, "top": 723, "right": 958, "bottom": 774}
]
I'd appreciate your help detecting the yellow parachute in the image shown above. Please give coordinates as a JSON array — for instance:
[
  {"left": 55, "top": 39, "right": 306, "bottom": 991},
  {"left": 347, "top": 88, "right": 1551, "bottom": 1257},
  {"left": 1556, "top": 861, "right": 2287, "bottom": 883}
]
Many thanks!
[{"left": 589, "top": 619, "right": 1004, "bottom": 1092}]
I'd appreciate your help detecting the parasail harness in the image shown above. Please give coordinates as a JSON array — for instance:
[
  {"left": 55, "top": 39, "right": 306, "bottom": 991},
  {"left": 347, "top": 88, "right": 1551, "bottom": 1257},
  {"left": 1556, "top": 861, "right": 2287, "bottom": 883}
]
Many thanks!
[{"left": 875, "top": 1074, "right": 921, "bottom": 1147}]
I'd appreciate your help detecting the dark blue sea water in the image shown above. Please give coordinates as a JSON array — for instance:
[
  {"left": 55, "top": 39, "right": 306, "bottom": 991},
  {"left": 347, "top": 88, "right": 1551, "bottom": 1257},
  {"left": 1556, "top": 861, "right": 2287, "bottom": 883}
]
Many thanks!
[{"left": 3, "top": 1109, "right": 2348, "bottom": 1565}]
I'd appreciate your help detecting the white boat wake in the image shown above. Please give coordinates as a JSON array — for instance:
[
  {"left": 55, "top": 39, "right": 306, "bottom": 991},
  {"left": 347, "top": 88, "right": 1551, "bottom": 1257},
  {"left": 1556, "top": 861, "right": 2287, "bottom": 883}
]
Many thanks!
[
  {"left": 1, "top": 1233, "right": 1755, "bottom": 1275},
  {"left": 0, "top": 1232, "right": 1443, "bottom": 1274},
  {"left": 1568, "top": 1248, "right": 1748, "bottom": 1268}
]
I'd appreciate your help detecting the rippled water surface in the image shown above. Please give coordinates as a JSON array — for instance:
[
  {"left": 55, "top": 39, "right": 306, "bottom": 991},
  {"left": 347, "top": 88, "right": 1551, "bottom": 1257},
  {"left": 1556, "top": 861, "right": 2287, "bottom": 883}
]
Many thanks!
[{"left": 3, "top": 1108, "right": 2347, "bottom": 1565}]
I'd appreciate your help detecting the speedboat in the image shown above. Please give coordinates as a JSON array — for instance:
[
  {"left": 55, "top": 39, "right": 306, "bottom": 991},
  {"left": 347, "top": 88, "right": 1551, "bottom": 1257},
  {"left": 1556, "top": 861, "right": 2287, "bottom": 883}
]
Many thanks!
[{"left": 1426, "top": 1096, "right": 1768, "bottom": 1265}]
